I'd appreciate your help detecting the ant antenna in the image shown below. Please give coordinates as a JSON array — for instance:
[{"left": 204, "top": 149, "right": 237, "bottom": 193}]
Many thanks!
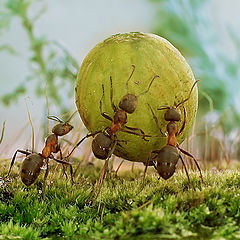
[
  {"left": 158, "top": 105, "right": 170, "bottom": 111},
  {"left": 47, "top": 116, "right": 64, "bottom": 123},
  {"left": 66, "top": 110, "right": 78, "bottom": 122},
  {"left": 125, "top": 64, "right": 136, "bottom": 93},
  {"left": 137, "top": 75, "right": 160, "bottom": 97},
  {"left": 48, "top": 110, "right": 78, "bottom": 123},
  {"left": 175, "top": 80, "right": 199, "bottom": 108}
]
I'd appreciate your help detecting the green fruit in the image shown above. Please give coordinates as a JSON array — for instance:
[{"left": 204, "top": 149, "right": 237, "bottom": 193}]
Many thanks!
[{"left": 75, "top": 32, "right": 198, "bottom": 163}]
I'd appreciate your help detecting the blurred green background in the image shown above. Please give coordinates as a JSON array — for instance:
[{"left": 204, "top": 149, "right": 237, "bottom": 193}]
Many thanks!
[{"left": 0, "top": 0, "right": 239, "bottom": 165}]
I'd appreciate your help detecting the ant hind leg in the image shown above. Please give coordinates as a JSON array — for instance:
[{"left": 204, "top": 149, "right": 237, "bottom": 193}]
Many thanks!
[
  {"left": 42, "top": 158, "right": 49, "bottom": 200},
  {"left": 6, "top": 149, "right": 32, "bottom": 178},
  {"left": 179, "top": 154, "right": 192, "bottom": 186},
  {"left": 177, "top": 146, "right": 204, "bottom": 183}
]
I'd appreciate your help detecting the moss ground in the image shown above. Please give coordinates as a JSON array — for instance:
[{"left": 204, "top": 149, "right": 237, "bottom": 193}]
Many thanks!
[{"left": 1, "top": 160, "right": 240, "bottom": 239}]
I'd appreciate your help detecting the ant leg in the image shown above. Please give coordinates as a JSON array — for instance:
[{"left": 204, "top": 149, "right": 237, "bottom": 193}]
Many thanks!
[
  {"left": 87, "top": 140, "right": 117, "bottom": 204},
  {"left": 148, "top": 104, "right": 166, "bottom": 136},
  {"left": 110, "top": 76, "right": 117, "bottom": 112},
  {"left": 66, "top": 130, "right": 102, "bottom": 158},
  {"left": 120, "top": 129, "right": 152, "bottom": 141},
  {"left": 124, "top": 125, "right": 146, "bottom": 135},
  {"left": 100, "top": 84, "right": 113, "bottom": 121},
  {"left": 115, "top": 159, "right": 124, "bottom": 175},
  {"left": 179, "top": 154, "right": 192, "bottom": 186},
  {"left": 177, "top": 146, "right": 204, "bottom": 183},
  {"left": 42, "top": 158, "right": 49, "bottom": 200},
  {"left": 138, "top": 152, "right": 152, "bottom": 194},
  {"left": 69, "top": 165, "right": 74, "bottom": 184},
  {"left": 50, "top": 154, "right": 72, "bottom": 165},
  {"left": 178, "top": 104, "right": 186, "bottom": 135},
  {"left": 6, "top": 150, "right": 31, "bottom": 178},
  {"left": 59, "top": 148, "right": 68, "bottom": 180}
]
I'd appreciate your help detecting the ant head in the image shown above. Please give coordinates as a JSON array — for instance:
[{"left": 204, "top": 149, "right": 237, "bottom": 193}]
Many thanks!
[
  {"left": 52, "top": 122, "right": 73, "bottom": 136},
  {"left": 92, "top": 132, "right": 112, "bottom": 159},
  {"left": 48, "top": 111, "right": 76, "bottom": 136},
  {"left": 156, "top": 145, "right": 179, "bottom": 180},
  {"left": 164, "top": 107, "right": 181, "bottom": 122},
  {"left": 119, "top": 94, "right": 138, "bottom": 114}
]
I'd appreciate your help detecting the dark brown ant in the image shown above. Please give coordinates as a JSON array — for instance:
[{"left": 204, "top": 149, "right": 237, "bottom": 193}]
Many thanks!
[
  {"left": 67, "top": 65, "right": 159, "bottom": 202},
  {"left": 144, "top": 80, "right": 203, "bottom": 184},
  {"left": 6, "top": 112, "right": 75, "bottom": 199}
]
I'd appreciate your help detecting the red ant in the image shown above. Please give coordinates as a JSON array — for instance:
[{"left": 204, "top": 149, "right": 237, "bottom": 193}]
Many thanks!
[
  {"left": 67, "top": 65, "right": 159, "bottom": 202},
  {"left": 144, "top": 80, "right": 203, "bottom": 184},
  {"left": 6, "top": 112, "right": 75, "bottom": 199}
]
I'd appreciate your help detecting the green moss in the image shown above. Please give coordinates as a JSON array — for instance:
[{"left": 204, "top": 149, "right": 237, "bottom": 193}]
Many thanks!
[{"left": 1, "top": 161, "right": 240, "bottom": 239}]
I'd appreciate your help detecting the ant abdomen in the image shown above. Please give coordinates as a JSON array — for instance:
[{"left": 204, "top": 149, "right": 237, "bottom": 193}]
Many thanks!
[
  {"left": 156, "top": 145, "right": 178, "bottom": 180},
  {"left": 20, "top": 153, "right": 44, "bottom": 186},
  {"left": 52, "top": 123, "right": 73, "bottom": 136},
  {"left": 92, "top": 133, "right": 113, "bottom": 159},
  {"left": 164, "top": 108, "right": 181, "bottom": 122},
  {"left": 119, "top": 94, "right": 138, "bottom": 114}
]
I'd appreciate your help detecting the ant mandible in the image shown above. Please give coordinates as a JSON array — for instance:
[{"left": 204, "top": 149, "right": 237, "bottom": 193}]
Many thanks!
[
  {"left": 6, "top": 112, "right": 75, "bottom": 199},
  {"left": 67, "top": 65, "right": 159, "bottom": 202},
  {"left": 145, "top": 80, "right": 204, "bottom": 184}
]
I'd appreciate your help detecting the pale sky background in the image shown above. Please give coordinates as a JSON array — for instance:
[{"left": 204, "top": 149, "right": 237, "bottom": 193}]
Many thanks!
[{"left": 0, "top": 0, "right": 239, "bottom": 158}]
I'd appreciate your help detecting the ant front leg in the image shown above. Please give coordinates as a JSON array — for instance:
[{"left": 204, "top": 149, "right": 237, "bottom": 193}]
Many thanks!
[
  {"left": 124, "top": 125, "right": 146, "bottom": 135},
  {"left": 148, "top": 104, "right": 166, "bottom": 136},
  {"left": 49, "top": 154, "right": 74, "bottom": 184},
  {"left": 6, "top": 149, "right": 32, "bottom": 178},
  {"left": 100, "top": 84, "right": 113, "bottom": 122},
  {"left": 120, "top": 129, "right": 152, "bottom": 141},
  {"left": 66, "top": 130, "right": 103, "bottom": 158},
  {"left": 178, "top": 104, "right": 186, "bottom": 136},
  {"left": 110, "top": 76, "right": 117, "bottom": 112}
]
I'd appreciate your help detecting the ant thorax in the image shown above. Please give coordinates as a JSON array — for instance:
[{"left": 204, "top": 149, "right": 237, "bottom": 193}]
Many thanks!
[
  {"left": 119, "top": 94, "right": 138, "bottom": 114},
  {"left": 164, "top": 107, "right": 181, "bottom": 122},
  {"left": 91, "top": 132, "right": 113, "bottom": 160}
]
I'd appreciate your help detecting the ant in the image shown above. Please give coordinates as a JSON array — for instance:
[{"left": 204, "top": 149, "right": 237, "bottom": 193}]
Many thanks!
[
  {"left": 67, "top": 65, "right": 159, "bottom": 202},
  {"left": 144, "top": 80, "right": 203, "bottom": 185},
  {"left": 6, "top": 112, "right": 76, "bottom": 199}
]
